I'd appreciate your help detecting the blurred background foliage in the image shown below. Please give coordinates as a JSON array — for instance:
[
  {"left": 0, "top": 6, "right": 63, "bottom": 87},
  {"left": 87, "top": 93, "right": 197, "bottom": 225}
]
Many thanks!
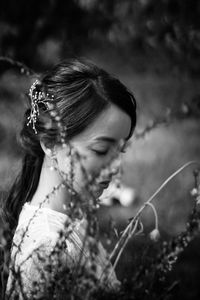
[
  {"left": 0, "top": 0, "right": 200, "bottom": 299},
  {"left": 0, "top": 0, "right": 200, "bottom": 73}
]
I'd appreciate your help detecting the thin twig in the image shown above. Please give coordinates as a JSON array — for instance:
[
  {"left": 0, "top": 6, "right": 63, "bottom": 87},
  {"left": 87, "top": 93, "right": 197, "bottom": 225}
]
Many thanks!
[{"left": 110, "top": 160, "right": 200, "bottom": 265}]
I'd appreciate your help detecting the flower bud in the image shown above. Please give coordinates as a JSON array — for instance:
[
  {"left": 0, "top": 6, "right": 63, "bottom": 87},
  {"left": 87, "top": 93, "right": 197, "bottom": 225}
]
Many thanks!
[{"left": 149, "top": 228, "right": 160, "bottom": 242}]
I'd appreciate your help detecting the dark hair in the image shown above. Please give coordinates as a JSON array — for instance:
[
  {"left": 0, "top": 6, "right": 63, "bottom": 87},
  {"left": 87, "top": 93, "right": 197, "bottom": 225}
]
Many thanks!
[{"left": 3, "top": 58, "right": 136, "bottom": 233}]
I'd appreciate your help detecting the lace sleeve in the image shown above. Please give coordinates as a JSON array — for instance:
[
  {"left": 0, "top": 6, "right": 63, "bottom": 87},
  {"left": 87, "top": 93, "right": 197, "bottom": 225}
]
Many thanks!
[{"left": 6, "top": 236, "right": 74, "bottom": 299}]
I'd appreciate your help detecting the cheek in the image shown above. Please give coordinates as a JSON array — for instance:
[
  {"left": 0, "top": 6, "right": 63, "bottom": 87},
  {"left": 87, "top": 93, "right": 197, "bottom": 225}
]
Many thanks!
[
  {"left": 81, "top": 154, "right": 114, "bottom": 182},
  {"left": 56, "top": 149, "right": 112, "bottom": 186},
  {"left": 79, "top": 156, "right": 99, "bottom": 177}
]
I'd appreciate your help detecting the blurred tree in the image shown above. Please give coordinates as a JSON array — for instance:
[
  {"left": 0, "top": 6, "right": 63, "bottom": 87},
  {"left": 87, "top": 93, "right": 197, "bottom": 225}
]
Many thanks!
[
  {"left": 0, "top": 0, "right": 200, "bottom": 73},
  {"left": 87, "top": 0, "right": 200, "bottom": 75},
  {"left": 0, "top": 0, "right": 114, "bottom": 68}
]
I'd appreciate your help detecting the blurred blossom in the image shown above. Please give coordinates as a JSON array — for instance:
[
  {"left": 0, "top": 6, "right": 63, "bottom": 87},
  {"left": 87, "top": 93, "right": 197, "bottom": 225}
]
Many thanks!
[
  {"left": 37, "top": 39, "right": 62, "bottom": 66},
  {"left": 100, "top": 182, "right": 136, "bottom": 207},
  {"left": 76, "top": 0, "right": 98, "bottom": 10},
  {"left": 0, "top": 228, "right": 7, "bottom": 247},
  {"left": 190, "top": 188, "right": 198, "bottom": 196},
  {"left": 196, "top": 196, "right": 200, "bottom": 205}
]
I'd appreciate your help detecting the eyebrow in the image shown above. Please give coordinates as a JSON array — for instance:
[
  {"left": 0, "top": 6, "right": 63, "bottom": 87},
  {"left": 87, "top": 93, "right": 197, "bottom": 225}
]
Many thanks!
[{"left": 94, "top": 136, "right": 128, "bottom": 144}]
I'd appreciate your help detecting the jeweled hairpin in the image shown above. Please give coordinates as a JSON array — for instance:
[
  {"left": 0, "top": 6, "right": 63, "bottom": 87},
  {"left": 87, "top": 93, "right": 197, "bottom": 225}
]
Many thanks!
[{"left": 27, "top": 79, "right": 52, "bottom": 134}]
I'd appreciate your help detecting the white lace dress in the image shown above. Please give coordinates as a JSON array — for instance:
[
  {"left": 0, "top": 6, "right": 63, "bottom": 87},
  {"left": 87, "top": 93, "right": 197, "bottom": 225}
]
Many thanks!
[{"left": 6, "top": 202, "right": 120, "bottom": 299}]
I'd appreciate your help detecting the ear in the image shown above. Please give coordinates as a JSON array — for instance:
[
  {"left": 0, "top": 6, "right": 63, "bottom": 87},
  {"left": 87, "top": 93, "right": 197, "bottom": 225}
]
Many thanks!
[
  {"left": 40, "top": 140, "right": 56, "bottom": 158},
  {"left": 40, "top": 140, "right": 71, "bottom": 157}
]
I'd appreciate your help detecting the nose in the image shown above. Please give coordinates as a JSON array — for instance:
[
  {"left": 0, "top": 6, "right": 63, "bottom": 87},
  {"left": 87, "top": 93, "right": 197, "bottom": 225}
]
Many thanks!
[{"left": 110, "top": 156, "right": 122, "bottom": 176}]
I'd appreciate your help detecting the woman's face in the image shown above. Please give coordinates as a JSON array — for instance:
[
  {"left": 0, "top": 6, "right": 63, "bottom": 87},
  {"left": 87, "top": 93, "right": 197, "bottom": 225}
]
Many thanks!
[{"left": 54, "top": 104, "right": 132, "bottom": 199}]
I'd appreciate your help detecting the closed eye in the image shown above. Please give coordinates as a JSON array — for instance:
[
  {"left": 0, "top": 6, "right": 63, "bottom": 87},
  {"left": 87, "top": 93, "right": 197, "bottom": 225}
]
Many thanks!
[
  {"left": 93, "top": 145, "right": 128, "bottom": 156},
  {"left": 91, "top": 140, "right": 131, "bottom": 156},
  {"left": 92, "top": 149, "right": 109, "bottom": 156}
]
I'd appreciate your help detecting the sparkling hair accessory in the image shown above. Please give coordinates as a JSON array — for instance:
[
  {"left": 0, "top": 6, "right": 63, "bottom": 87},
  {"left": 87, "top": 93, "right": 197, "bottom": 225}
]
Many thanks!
[{"left": 27, "top": 79, "right": 53, "bottom": 134}]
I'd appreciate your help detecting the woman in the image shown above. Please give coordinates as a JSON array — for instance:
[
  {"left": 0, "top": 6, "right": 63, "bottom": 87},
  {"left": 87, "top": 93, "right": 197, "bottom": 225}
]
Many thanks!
[{"left": 5, "top": 58, "right": 136, "bottom": 299}]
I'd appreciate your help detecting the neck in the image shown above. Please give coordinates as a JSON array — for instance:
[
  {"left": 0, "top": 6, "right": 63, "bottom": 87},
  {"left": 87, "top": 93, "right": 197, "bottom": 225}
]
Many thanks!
[{"left": 30, "top": 156, "right": 72, "bottom": 215}]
